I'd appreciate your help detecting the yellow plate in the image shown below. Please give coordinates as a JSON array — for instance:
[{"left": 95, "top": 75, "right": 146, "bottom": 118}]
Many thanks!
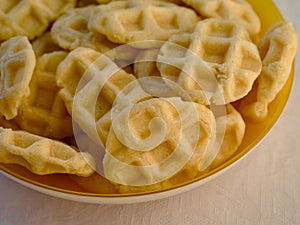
[{"left": 0, "top": 0, "right": 294, "bottom": 204}]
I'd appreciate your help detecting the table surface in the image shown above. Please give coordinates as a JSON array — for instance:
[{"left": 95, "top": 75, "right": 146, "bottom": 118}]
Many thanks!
[{"left": 1, "top": 1, "right": 299, "bottom": 224}]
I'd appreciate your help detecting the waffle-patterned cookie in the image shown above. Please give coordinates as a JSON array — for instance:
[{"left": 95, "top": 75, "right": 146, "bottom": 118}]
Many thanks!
[
  {"left": 116, "top": 103, "right": 244, "bottom": 193},
  {"left": 0, "top": 127, "right": 95, "bottom": 176},
  {"left": 32, "top": 32, "right": 63, "bottom": 57},
  {"left": 103, "top": 97, "right": 216, "bottom": 186},
  {"left": 56, "top": 47, "right": 101, "bottom": 115},
  {"left": 0, "top": 0, "right": 76, "bottom": 40},
  {"left": 51, "top": 6, "right": 138, "bottom": 61},
  {"left": 0, "top": 36, "right": 35, "bottom": 120},
  {"left": 15, "top": 51, "right": 73, "bottom": 139},
  {"left": 239, "top": 22, "right": 298, "bottom": 123},
  {"left": 95, "top": 77, "right": 183, "bottom": 146},
  {"left": 51, "top": 6, "right": 116, "bottom": 53},
  {"left": 182, "top": 0, "right": 260, "bottom": 36},
  {"left": 157, "top": 18, "right": 262, "bottom": 105},
  {"left": 257, "top": 22, "right": 297, "bottom": 104},
  {"left": 88, "top": 1, "right": 199, "bottom": 48},
  {"left": 56, "top": 47, "right": 137, "bottom": 144}
]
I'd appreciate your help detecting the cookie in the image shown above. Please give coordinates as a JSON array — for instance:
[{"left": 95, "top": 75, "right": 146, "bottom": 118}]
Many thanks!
[
  {"left": 56, "top": 47, "right": 137, "bottom": 144},
  {"left": 88, "top": 0, "right": 199, "bottom": 48},
  {"left": 15, "top": 51, "right": 73, "bottom": 139},
  {"left": 239, "top": 22, "right": 298, "bottom": 122},
  {"left": 0, "top": 127, "right": 95, "bottom": 176},
  {"left": 157, "top": 18, "right": 262, "bottom": 105},
  {"left": 183, "top": 0, "right": 261, "bottom": 36},
  {"left": 0, "top": 0, "right": 76, "bottom": 40},
  {"left": 103, "top": 97, "right": 216, "bottom": 186},
  {"left": 0, "top": 36, "right": 35, "bottom": 120}
]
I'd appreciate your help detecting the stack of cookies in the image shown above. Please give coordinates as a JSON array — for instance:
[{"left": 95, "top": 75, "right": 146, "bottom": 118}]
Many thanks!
[{"left": 0, "top": 0, "right": 297, "bottom": 193}]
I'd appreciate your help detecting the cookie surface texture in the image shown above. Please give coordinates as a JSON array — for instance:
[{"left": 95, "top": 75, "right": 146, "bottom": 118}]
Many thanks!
[
  {"left": 0, "top": 0, "right": 76, "bottom": 40},
  {"left": 257, "top": 22, "right": 297, "bottom": 104},
  {"left": 182, "top": 0, "right": 260, "bottom": 36},
  {"left": 56, "top": 47, "right": 137, "bottom": 145},
  {"left": 0, "top": 36, "right": 35, "bottom": 120},
  {"left": 157, "top": 18, "right": 262, "bottom": 105},
  {"left": 88, "top": 1, "right": 199, "bottom": 47},
  {"left": 15, "top": 51, "right": 73, "bottom": 139},
  {"left": 0, "top": 127, "right": 95, "bottom": 176},
  {"left": 103, "top": 97, "right": 216, "bottom": 186},
  {"left": 238, "top": 21, "right": 298, "bottom": 123},
  {"left": 51, "top": 6, "right": 118, "bottom": 53}
]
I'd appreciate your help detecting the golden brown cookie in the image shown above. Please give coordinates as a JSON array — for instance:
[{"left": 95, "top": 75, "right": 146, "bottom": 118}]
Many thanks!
[
  {"left": 88, "top": 1, "right": 199, "bottom": 48},
  {"left": 51, "top": 5, "right": 138, "bottom": 61},
  {"left": 182, "top": 0, "right": 261, "bottom": 36},
  {"left": 15, "top": 51, "right": 73, "bottom": 139},
  {"left": 0, "top": 127, "right": 95, "bottom": 176},
  {"left": 0, "top": 0, "right": 76, "bottom": 40},
  {"left": 51, "top": 6, "right": 116, "bottom": 53},
  {"left": 0, "top": 36, "right": 35, "bottom": 120},
  {"left": 239, "top": 22, "right": 298, "bottom": 123},
  {"left": 158, "top": 18, "right": 262, "bottom": 105},
  {"left": 103, "top": 97, "right": 216, "bottom": 186},
  {"left": 56, "top": 47, "right": 137, "bottom": 145}
]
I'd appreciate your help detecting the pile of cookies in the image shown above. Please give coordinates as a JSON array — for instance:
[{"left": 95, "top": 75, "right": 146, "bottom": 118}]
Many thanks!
[{"left": 0, "top": 0, "right": 297, "bottom": 193}]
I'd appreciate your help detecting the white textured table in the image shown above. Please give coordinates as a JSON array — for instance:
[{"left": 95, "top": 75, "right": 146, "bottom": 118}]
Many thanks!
[{"left": 1, "top": 1, "right": 299, "bottom": 224}]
